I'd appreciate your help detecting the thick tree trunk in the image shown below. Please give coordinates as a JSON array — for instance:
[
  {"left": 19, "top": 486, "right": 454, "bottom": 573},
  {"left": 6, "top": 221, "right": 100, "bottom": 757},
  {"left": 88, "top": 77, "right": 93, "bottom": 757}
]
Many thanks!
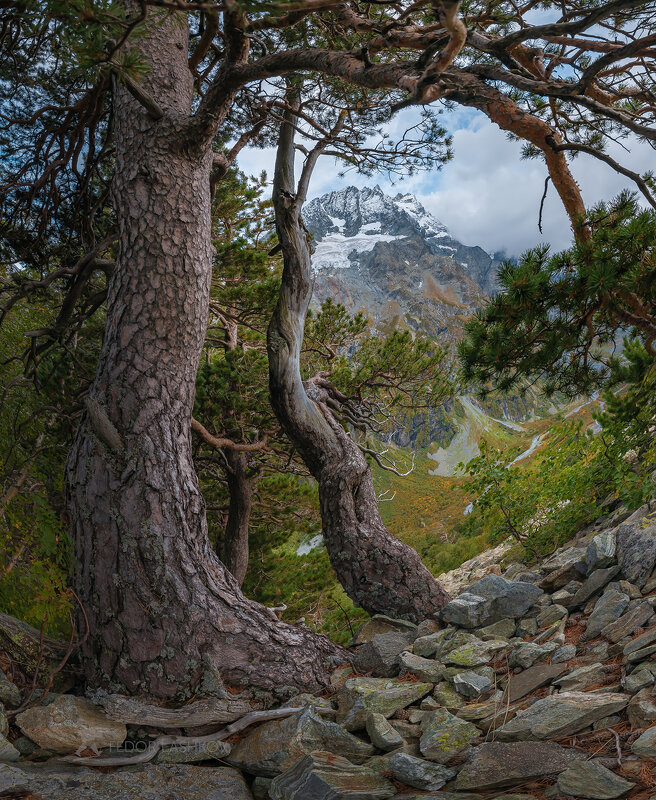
[
  {"left": 222, "top": 449, "right": 252, "bottom": 586},
  {"left": 267, "top": 104, "right": 450, "bottom": 623},
  {"left": 66, "top": 10, "right": 344, "bottom": 700}
]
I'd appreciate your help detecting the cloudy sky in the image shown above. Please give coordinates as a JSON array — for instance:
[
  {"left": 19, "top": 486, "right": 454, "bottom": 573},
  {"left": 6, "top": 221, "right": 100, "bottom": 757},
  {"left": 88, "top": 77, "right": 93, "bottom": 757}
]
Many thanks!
[{"left": 238, "top": 105, "right": 652, "bottom": 258}]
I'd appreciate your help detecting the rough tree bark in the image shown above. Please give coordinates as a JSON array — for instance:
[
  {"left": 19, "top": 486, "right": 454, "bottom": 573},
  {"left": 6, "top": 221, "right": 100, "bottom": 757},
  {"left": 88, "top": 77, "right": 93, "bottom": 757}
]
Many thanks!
[
  {"left": 66, "top": 10, "right": 343, "bottom": 700},
  {"left": 267, "top": 100, "right": 451, "bottom": 623},
  {"left": 222, "top": 448, "right": 252, "bottom": 586}
]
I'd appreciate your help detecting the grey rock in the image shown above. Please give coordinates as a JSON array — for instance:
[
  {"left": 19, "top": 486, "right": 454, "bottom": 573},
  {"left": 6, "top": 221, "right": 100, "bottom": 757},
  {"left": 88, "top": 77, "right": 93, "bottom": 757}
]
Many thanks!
[
  {"left": 354, "top": 615, "right": 418, "bottom": 645},
  {"left": 401, "top": 794, "right": 483, "bottom": 800},
  {"left": 551, "top": 588, "right": 580, "bottom": 605},
  {"left": 288, "top": 693, "right": 334, "bottom": 711},
  {"left": 565, "top": 566, "right": 621, "bottom": 610},
  {"left": 399, "top": 651, "right": 445, "bottom": 682},
  {"left": 541, "top": 546, "right": 587, "bottom": 573},
  {"left": 602, "top": 601, "right": 653, "bottom": 642},
  {"left": 18, "top": 763, "right": 254, "bottom": 799},
  {"left": 496, "top": 691, "right": 629, "bottom": 740},
  {"left": 441, "top": 636, "right": 491, "bottom": 668},
  {"left": 555, "top": 662, "right": 605, "bottom": 691},
  {"left": 252, "top": 776, "right": 272, "bottom": 800},
  {"left": 552, "top": 644, "right": 577, "bottom": 663},
  {"left": 156, "top": 739, "right": 232, "bottom": 764},
  {"left": 540, "top": 561, "right": 587, "bottom": 592},
  {"left": 269, "top": 751, "right": 396, "bottom": 800},
  {"left": 452, "top": 671, "right": 492, "bottom": 698},
  {"left": 616, "top": 506, "right": 656, "bottom": 587},
  {"left": 420, "top": 696, "right": 441, "bottom": 711},
  {"left": 433, "top": 682, "right": 464, "bottom": 710},
  {"left": 618, "top": 580, "right": 642, "bottom": 599},
  {"left": 593, "top": 714, "right": 622, "bottom": 729},
  {"left": 587, "top": 531, "right": 617, "bottom": 573},
  {"left": 582, "top": 640, "right": 610, "bottom": 664},
  {"left": 353, "top": 631, "right": 413, "bottom": 677},
  {"left": 388, "top": 752, "right": 456, "bottom": 791},
  {"left": 439, "top": 592, "right": 490, "bottom": 629},
  {"left": 624, "top": 669, "right": 654, "bottom": 694},
  {"left": 627, "top": 688, "right": 656, "bottom": 728},
  {"left": 537, "top": 604, "right": 568, "bottom": 629},
  {"left": 12, "top": 735, "right": 38, "bottom": 756},
  {"left": 0, "top": 735, "right": 19, "bottom": 762},
  {"left": 0, "top": 670, "right": 20, "bottom": 709},
  {"left": 583, "top": 590, "right": 630, "bottom": 641},
  {"left": 0, "top": 763, "right": 29, "bottom": 792},
  {"left": 477, "top": 619, "right": 517, "bottom": 640},
  {"left": 416, "top": 619, "right": 441, "bottom": 638},
  {"left": 503, "top": 663, "right": 567, "bottom": 703},
  {"left": 509, "top": 641, "right": 557, "bottom": 669},
  {"left": 337, "top": 677, "right": 432, "bottom": 731},
  {"left": 631, "top": 724, "right": 656, "bottom": 756},
  {"left": 366, "top": 713, "right": 404, "bottom": 751},
  {"left": 413, "top": 629, "right": 453, "bottom": 658},
  {"left": 516, "top": 618, "right": 538, "bottom": 637},
  {"left": 229, "top": 707, "right": 375, "bottom": 776},
  {"left": 15, "top": 695, "right": 126, "bottom": 755},
  {"left": 454, "top": 741, "right": 582, "bottom": 790},
  {"left": 389, "top": 719, "right": 421, "bottom": 751},
  {"left": 557, "top": 759, "right": 635, "bottom": 799},
  {"left": 407, "top": 708, "right": 427, "bottom": 724},
  {"left": 623, "top": 623, "right": 656, "bottom": 655},
  {"left": 441, "top": 575, "right": 543, "bottom": 629},
  {"left": 624, "top": 643, "right": 656, "bottom": 663},
  {"left": 419, "top": 708, "right": 479, "bottom": 763}
]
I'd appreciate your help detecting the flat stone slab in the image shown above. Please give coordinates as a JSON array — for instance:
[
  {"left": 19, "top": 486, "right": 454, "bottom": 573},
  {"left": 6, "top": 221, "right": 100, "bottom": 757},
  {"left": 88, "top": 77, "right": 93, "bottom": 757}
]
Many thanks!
[
  {"left": 16, "top": 763, "right": 254, "bottom": 799},
  {"left": 388, "top": 752, "right": 456, "bottom": 792},
  {"left": 269, "top": 751, "right": 396, "bottom": 800},
  {"left": 229, "top": 707, "right": 374, "bottom": 777},
  {"left": 602, "top": 601, "right": 653, "bottom": 643},
  {"left": 631, "top": 724, "right": 656, "bottom": 756},
  {"left": 454, "top": 741, "right": 582, "bottom": 790},
  {"left": 502, "top": 663, "right": 568, "bottom": 703},
  {"left": 337, "top": 677, "right": 432, "bottom": 731},
  {"left": 496, "top": 691, "right": 629, "bottom": 740},
  {"left": 556, "top": 759, "right": 635, "bottom": 799}
]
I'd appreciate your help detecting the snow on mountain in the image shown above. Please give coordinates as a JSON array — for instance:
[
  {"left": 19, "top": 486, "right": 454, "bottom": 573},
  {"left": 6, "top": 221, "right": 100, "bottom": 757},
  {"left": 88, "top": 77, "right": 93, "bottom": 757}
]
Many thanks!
[{"left": 303, "top": 185, "right": 502, "bottom": 343}]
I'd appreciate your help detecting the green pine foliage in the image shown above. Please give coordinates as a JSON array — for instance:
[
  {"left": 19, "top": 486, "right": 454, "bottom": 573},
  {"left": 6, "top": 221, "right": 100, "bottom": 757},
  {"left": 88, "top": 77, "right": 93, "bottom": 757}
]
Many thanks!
[{"left": 460, "top": 193, "right": 656, "bottom": 398}]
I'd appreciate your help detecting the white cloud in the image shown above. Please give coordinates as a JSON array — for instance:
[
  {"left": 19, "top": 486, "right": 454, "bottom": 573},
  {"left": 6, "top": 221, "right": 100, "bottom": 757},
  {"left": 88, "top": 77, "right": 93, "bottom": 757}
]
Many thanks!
[{"left": 237, "top": 107, "right": 654, "bottom": 258}]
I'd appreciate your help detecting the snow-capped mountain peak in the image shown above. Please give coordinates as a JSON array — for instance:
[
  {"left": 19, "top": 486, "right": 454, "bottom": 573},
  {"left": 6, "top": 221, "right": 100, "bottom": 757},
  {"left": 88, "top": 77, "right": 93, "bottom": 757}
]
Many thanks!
[{"left": 304, "top": 185, "right": 502, "bottom": 342}]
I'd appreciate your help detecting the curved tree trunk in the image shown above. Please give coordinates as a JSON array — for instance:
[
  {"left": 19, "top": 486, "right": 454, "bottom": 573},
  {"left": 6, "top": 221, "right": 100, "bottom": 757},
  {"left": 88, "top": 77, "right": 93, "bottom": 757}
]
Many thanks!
[
  {"left": 66, "top": 10, "right": 344, "bottom": 701},
  {"left": 267, "top": 101, "right": 450, "bottom": 623},
  {"left": 222, "top": 449, "right": 252, "bottom": 586}
]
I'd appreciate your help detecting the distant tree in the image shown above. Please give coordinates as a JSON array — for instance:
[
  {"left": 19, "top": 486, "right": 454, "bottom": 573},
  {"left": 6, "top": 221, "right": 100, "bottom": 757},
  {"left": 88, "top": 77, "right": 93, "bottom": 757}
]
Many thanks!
[
  {"left": 459, "top": 194, "right": 656, "bottom": 398},
  {"left": 195, "top": 168, "right": 452, "bottom": 587},
  {"left": 268, "top": 91, "right": 454, "bottom": 621}
]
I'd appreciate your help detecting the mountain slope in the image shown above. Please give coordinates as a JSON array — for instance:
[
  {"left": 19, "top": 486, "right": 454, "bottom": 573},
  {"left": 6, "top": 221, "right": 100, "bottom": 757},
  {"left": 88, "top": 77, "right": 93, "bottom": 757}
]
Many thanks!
[{"left": 305, "top": 185, "right": 502, "bottom": 341}]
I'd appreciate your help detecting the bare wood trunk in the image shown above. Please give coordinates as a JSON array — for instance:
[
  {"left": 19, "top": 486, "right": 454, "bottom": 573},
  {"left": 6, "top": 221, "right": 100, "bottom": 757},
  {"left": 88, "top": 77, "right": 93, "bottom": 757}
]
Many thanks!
[
  {"left": 66, "top": 10, "right": 344, "bottom": 700},
  {"left": 222, "top": 449, "right": 252, "bottom": 586},
  {"left": 267, "top": 103, "right": 450, "bottom": 623}
]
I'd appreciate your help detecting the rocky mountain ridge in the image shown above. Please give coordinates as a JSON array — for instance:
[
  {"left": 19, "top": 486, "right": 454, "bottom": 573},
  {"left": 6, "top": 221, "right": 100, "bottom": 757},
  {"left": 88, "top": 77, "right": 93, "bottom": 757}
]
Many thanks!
[{"left": 305, "top": 185, "right": 503, "bottom": 342}]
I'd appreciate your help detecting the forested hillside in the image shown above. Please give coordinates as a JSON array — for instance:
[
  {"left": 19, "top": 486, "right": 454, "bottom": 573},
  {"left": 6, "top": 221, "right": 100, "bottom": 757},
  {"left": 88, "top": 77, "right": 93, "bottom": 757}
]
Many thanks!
[{"left": 1, "top": 1, "right": 656, "bottom": 798}]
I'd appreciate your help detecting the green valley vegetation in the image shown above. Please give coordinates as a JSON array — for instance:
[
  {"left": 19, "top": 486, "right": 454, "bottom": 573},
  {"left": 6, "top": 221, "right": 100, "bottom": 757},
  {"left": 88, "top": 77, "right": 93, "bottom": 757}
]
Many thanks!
[{"left": 459, "top": 196, "right": 656, "bottom": 559}]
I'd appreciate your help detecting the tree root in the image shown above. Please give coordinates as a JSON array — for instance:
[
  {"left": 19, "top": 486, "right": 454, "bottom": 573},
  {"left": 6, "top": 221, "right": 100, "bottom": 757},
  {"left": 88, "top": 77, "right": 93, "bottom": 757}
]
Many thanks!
[{"left": 58, "top": 706, "right": 321, "bottom": 767}]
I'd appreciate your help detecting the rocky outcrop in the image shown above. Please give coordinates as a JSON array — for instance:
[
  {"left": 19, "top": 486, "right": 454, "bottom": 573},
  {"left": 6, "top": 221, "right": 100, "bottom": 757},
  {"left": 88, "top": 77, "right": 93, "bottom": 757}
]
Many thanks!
[{"left": 8, "top": 505, "right": 656, "bottom": 799}]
